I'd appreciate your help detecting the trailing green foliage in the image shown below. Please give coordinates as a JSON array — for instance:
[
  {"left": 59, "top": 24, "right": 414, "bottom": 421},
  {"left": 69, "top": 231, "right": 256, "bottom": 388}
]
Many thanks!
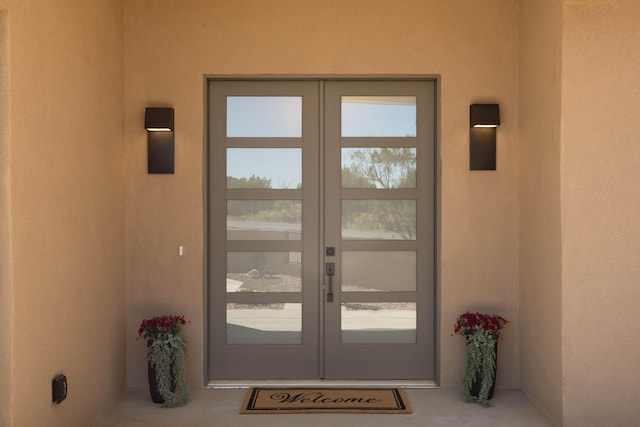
[
  {"left": 148, "top": 334, "right": 189, "bottom": 408},
  {"left": 461, "top": 327, "right": 496, "bottom": 407}
]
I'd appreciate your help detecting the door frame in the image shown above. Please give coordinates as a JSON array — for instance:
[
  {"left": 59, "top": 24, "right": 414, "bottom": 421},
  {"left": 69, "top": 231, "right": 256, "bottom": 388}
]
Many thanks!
[{"left": 202, "top": 75, "right": 442, "bottom": 387}]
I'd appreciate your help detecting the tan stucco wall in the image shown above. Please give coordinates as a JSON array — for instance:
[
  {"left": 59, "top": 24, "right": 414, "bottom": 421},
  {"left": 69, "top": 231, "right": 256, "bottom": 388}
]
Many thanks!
[
  {"left": 561, "top": 1, "right": 640, "bottom": 425},
  {"left": 3, "top": 0, "right": 639, "bottom": 425},
  {"left": 124, "top": 0, "right": 520, "bottom": 390},
  {"left": 5, "top": 0, "right": 126, "bottom": 426},
  {"left": 518, "top": 0, "right": 563, "bottom": 425},
  {"left": 0, "top": 7, "right": 11, "bottom": 427}
]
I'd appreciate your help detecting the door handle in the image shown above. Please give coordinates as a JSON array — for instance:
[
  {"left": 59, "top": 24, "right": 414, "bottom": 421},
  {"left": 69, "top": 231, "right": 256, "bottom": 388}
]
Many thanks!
[{"left": 325, "top": 262, "right": 335, "bottom": 302}]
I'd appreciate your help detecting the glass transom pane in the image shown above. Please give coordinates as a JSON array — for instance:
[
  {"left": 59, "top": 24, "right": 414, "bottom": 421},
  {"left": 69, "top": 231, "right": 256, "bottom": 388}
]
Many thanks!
[
  {"left": 227, "top": 148, "right": 302, "bottom": 189},
  {"left": 342, "top": 200, "right": 416, "bottom": 240},
  {"left": 227, "top": 96, "right": 302, "bottom": 137},
  {"left": 342, "top": 251, "right": 416, "bottom": 292},
  {"left": 227, "top": 303, "right": 302, "bottom": 344},
  {"left": 227, "top": 252, "right": 302, "bottom": 293},
  {"left": 341, "top": 302, "right": 416, "bottom": 344},
  {"left": 342, "top": 147, "right": 416, "bottom": 188},
  {"left": 227, "top": 200, "right": 301, "bottom": 240},
  {"left": 341, "top": 96, "right": 416, "bottom": 137}
]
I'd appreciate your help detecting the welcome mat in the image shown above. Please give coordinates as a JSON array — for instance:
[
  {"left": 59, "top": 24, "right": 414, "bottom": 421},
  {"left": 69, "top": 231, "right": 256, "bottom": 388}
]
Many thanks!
[{"left": 240, "top": 387, "right": 412, "bottom": 414}]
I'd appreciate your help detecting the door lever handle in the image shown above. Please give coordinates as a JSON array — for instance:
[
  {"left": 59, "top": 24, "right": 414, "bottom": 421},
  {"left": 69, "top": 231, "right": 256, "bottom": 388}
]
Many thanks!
[{"left": 325, "top": 262, "right": 335, "bottom": 302}]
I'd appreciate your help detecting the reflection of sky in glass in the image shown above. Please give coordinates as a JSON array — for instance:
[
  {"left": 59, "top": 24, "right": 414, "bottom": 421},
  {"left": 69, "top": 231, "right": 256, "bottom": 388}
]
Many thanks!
[
  {"left": 227, "top": 148, "right": 302, "bottom": 189},
  {"left": 342, "top": 97, "right": 416, "bottom": 137},
  {"left": 225, "top": 95, "right": 417, "bottom": 185},
  {"left": 227, "top": 97, "right": 302, "bottom": 137}
]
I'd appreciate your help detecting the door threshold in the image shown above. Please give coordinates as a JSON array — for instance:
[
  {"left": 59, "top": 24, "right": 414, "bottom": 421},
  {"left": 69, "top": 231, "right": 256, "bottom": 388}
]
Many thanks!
[{"left": 207, "top": 379, "right": 438, "bottom": 389}]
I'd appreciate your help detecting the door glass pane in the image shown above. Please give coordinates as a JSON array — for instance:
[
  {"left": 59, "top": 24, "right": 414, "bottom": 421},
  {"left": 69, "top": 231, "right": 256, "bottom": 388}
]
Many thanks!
[
  {"left": 227, "top": 148, "right": 302, "bottom": 189},
  {"left": 227, "top": 200, "right": 301, "bottom": 240},
  {"left": 342, "top": 147, "right": 416, "bottom": 188},
  {"left": 227, "top": 96, "right": 302, "bottom": 137},
  {"left": 342, "top": 251, "right": 416, "bottom": 292},
  {"left": 341, "top": 96, "right": 416, "bottom": 137},
  {"left": 227, "top": 303, "right": 302, "bottom": 344},
  {"left": 342, "top": 200, "right": 416, "bottom": 240},
  {"left": 341, "top": 303, "right": 416, "bottom": 344},
  {"left": 227, "top": 252, "right": 302, "bottom": 293}
]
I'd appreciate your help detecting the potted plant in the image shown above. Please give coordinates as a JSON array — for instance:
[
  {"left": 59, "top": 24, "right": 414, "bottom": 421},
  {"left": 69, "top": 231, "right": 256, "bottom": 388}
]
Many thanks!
[
  {"left": 454, "top": 312, "right": 508, "bottom": 407},
  {"left": 137, "top": 315, "right": 190, "bottom": 407}
]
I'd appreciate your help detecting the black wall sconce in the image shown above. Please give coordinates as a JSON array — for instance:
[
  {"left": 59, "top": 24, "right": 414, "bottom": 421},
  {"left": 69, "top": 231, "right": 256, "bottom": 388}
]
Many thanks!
[
  {"left": 470, "top": 104, "right": 500, "bottom": 170},
  {"left": 145, "top": 107, "right": 174, "bottom": 174}
]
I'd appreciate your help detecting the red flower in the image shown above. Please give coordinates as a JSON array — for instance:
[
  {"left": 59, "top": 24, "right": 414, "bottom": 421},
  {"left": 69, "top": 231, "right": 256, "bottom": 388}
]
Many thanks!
[
  {"left": 453, "top": 312, "right": 508, "bottom": 340},
  {"left": 137, "top": 315, "right": 188, "bottom": 340}
]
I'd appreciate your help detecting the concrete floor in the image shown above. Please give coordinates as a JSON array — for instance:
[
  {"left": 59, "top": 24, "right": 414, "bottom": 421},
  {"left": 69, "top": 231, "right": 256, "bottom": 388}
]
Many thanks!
[{"left": 91, "top": 388, "right": 554, "bottom": 427}]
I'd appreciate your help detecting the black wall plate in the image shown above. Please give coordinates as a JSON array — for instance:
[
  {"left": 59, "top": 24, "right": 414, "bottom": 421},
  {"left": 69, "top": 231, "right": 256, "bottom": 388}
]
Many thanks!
[{"left": 52, "top": 374, "right": 67, "bottom": 404}]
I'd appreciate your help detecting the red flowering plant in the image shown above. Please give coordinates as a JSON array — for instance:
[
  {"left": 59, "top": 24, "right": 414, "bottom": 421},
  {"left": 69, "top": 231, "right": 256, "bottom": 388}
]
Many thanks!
[
  {"left": 454, "top": 312, "right": 509, "bottom": 407},
  {"left": 454, "top": 312, "right": 509, "bottom": 340},
  {"left": 137, "top": 314, "right": 189, "bottom": 408},
  {"left": 137, "top": 315, "right": 187, "bottom": 341}
]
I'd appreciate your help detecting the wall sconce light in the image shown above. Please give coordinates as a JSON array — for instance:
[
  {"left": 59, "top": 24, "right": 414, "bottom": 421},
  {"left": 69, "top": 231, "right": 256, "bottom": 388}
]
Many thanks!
[
  {"left": 145, "top": 107, "right": 174, "bottom": 174},
  {"left": 470, "top": 104, "right": 500, "bottom": 170}
]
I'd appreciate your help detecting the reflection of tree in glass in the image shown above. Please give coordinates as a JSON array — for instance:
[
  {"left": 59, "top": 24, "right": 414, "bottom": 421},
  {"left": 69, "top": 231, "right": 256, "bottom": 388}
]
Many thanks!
[
  {"left": 342, "top": 148, "right": 416, "bottom": 189},
  {"left": 344, "top": 200, "right": 416, "bottom": 240},
  {"left": 342, "top": 148, "right": 416, "bottom": 240},
  {"left": 227, "top": 175, "right": 272, "bottom": 189},
  {"left": 226, "top": 175, "right": 300, "bottom": 223},
  {"left": 375, "top": 199, "right": 416, "bottom": 240}
]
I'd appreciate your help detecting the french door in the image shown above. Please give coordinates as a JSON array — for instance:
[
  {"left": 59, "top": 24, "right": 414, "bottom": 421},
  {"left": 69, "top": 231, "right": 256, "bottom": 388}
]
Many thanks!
[{"left": 208, "top": 79, "right": 435, "bottom": 381}]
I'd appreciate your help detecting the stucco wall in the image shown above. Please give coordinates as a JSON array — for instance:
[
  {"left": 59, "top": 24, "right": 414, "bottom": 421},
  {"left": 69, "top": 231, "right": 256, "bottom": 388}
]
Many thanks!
[
  {"left": 124, "top": 0, "right": 520, "bottom": 390},
  {"left": 5, "top": 0, "right": 126, "bottom": 426},
  {"left": 4, "top": 1, "right": 639, "bottom": 424},
  {"left": 518, "top": 1, "right": 563, "bottom": 425},
  {"left": 561, "top": 1, "right": 640, "bottom": 425},
  {"left": 0, "top": 7, "right": 11, "bottom": 427}
]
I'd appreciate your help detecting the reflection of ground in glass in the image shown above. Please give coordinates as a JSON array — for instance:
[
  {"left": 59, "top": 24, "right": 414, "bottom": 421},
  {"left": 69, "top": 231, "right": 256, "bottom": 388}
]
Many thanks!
[
  {"left": 225, "top": 273, "right": 416, "bottom": 344},
  {"left": 341, "top": 303, "right": 417, "bottom": 344},
  {"left": 226, "top": 274, "right": 414, "bottom": 310},
  {"left": 226, "top": 303, "right": 303, "bottom": 344},
  {"left": 226, "top": 273, "right": 301, "bottom": 294}
]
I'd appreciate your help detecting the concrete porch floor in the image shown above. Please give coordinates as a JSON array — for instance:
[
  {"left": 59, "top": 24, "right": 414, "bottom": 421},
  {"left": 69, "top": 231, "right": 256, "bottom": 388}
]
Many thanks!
[{"left": 91, "top": 388, "right": 554, "bottom": 427}]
